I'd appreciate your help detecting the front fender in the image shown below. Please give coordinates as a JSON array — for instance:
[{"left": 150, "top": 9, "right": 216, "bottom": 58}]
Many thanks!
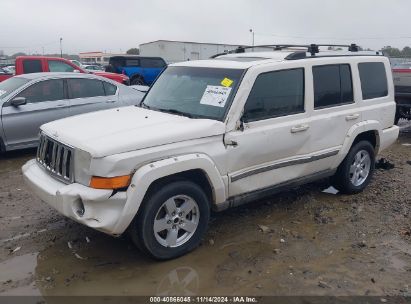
[{"left": 112, "top": 153, "right": 226, "bottom": 234}]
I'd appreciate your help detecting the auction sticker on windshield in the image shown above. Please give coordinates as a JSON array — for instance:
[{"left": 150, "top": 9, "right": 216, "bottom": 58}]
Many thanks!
[
  {"left": 200, "top": 85, "right": 232, "bottom": 107},
  {"left": 0, "top": 90, "right": 6, "bottom": 97},
  {"left": 221, "top": 77, "right": 234, "bottom": 87}
]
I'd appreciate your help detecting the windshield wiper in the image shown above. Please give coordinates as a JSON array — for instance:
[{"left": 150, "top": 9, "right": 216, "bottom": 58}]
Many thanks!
[
  {"left": 159, "top": 108, "right": 195, "bottom": 118},
  {"left": 139, "top": 101, "right": 151, "bottom": 109}
]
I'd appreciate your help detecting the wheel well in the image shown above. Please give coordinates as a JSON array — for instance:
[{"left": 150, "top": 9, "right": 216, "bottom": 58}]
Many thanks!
[
  {"left": 131, "top": 74, "right": 144, "bottom": 81},
  {"left": 352, "top": 130, "right": 379, "bottom": 150},
  {"left": 144, "top": 169, "right": 214, "bottom": 204}
]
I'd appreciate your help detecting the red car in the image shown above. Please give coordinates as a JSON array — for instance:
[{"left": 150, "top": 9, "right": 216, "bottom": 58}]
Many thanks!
[
  {"left": 0, "top": 56, "right": 129, "bottom": 85},
  {"left": 0, "top": 67, "right": 12, "bottom": 82}
]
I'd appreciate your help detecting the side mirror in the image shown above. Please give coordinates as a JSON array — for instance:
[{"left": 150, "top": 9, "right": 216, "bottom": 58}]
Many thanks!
[
  {"left": 73, "top": 69, "right": 81, "bottom": 73},
  {"left": 11, "top": 97, "right": 27, "bottom": 107}
]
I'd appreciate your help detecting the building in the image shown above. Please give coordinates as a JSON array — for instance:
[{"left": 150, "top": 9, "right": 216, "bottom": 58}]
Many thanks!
[
  {"left": 78, "top": 51, "right": 124, "bottom": 65},
  {"left": 140, "top": 40, "right": 255, "bottom": 63}
]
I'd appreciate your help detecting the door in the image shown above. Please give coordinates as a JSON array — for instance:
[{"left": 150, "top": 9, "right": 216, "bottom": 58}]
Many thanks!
[
  {"left": 307, "top": 63, "right": 360, "bottom": 172},
  {"left": 67, "top": 78, "right": 118, "bottom": 115},
  {"left": 2, "top": 79, "right": 69, "bottom": 149},
  {"left": 225, "top": 68, "right": 312, "bottom": 197}
]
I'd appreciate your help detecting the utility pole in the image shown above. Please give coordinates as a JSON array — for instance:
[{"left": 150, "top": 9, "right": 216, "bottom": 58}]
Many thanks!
[
  {"left": 60, "top": 37, "right": 63, "bottom": 58},
  {"left": 249, "top": 29, "right": 254, "bottom": 51}
]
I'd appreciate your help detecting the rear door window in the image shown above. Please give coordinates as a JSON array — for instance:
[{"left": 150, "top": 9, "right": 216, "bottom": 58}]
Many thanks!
[
  {"left": 68, "top": 78, "right": 105, "bottom": 99},
  {"left": 313, "top": 64, "right": 354, "bottom": 109},
  {"left": 358, "top": 62, "right": 388, "bottom": 100},
  {"left": 23, "top": 60, "right": 42, "bottom": 74},
  {"left": 16, "top": 79, "right": 64, "bottom": 103},
  {"left": 49, "top": 61, "right": 75, "bottom": 72},
  {"left": 125, "top": 59, "right": 140, "bottom": 67}
]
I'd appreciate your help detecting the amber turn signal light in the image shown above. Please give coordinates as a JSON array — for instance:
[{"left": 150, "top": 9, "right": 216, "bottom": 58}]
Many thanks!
[{"left": 89, "top": 175, "right": 131, "bottom": 190}]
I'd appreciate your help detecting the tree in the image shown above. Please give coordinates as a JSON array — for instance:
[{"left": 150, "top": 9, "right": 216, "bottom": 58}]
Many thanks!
[
  {"left": 126, "top": 48, "right": 139, "bottom": 55},
  {"left": 11, "top": 52, "right": 27, "bottom": 58},
  {"left": 381, "top": 46, "right": 402, "bottom": 57},
  {"left": 402, "top": 46, "right": 411, "bottom": 57}
]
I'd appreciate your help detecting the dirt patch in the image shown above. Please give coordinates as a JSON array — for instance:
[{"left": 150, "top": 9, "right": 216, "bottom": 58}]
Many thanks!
[{"left": 0, "top": 129, "right": 410, "bottom": 297}]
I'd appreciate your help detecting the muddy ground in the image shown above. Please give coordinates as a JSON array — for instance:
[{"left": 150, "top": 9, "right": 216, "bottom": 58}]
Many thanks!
[{"left": 0, "top": 123, "right": 410, "bottom": 298}]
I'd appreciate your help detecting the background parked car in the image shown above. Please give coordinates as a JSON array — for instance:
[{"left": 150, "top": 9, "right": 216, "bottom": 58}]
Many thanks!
[
  {"left": 0, "top": 72, "right": 144, "bottom": 151},
  {"left": 83, "top": 64, "right": 105, "bottom": 72},
  {"left": 0, "top": 56, "right": 130, "bottom": 85},
  {"left": 0, "top": 67, "right": 12, "bottom": 82},
  {"left": 105, "top": 55, "right": 167, "bottom": 86},
  {"left": 70, "top": 59, "right": 84, "bottom": 68}
]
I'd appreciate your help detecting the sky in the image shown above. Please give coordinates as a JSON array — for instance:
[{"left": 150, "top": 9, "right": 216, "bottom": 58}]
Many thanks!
[{"left": 0, "top": 0, "right": 410, "bottom": 56}]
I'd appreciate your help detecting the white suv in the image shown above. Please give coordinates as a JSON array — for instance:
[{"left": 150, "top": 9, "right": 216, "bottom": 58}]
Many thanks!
[{"left": 23, "top": 44, "right": 399, "bottom": 259}]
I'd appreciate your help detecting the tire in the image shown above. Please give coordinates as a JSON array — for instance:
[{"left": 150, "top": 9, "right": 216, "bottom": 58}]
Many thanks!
[
  {"left": 131, "top": 76, "right": 146, "bottom": 86},
  {"left": 129, "top": 180, "right": 210, "bottom": 260},
  {"left": 332, "top": 140, "right": 375, "bottom": 194}
]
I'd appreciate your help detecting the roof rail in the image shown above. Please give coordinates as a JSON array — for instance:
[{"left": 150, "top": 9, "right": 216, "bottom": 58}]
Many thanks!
[{"left": 210, "top": 43, "right": 360, "bottom": 58}]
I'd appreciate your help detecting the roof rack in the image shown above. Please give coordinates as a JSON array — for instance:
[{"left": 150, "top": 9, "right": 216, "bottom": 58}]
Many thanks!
[{"left": 210, "top": 43, "right": 361, "bottom": 59}]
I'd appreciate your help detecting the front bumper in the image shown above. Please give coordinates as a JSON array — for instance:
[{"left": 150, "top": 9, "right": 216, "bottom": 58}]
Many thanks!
[{"left": 22, "top": 159, "right": 127, "bottom": 235}]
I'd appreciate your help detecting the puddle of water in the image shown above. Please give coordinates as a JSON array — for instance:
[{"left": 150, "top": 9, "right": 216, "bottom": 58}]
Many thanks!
[
  {"left": 0, "top": 252, "right": 40, "bottom": 296},
  {"left": 0, "top": 253, "right": 38, "bottom": 283}
]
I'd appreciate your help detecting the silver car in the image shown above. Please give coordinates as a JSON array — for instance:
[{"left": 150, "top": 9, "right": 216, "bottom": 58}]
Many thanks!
[{"left": 0, "top": 72, "right": 145, "bottom": 151}]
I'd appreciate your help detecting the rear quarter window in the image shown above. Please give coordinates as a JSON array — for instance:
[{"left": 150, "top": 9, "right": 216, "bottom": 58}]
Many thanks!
[
  {"left": 141, "top": 58, "right": 166, "bottom": 68},
  {"left": 103, "top": 81, "right": 117, "bottom": 96},
  {"left": 358, "top": 62, "right": 388, "bottom": 100}
]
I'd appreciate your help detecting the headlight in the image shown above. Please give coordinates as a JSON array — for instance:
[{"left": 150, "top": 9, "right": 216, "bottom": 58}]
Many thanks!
[{"left": 74, "top": 149, "right": 92, "bottom": 186}]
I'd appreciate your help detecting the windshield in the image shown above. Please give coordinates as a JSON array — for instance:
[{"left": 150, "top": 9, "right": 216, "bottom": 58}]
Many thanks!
[
  {"left": 0, "top": 77, "right": 30, "bottom": 99},
  {"left": 143, "top": 66, "right": 244, "bottom": 121}
]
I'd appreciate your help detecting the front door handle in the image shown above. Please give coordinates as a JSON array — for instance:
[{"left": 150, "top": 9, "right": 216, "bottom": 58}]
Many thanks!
[
  {"left": 345, "top": 113, "right": 360, "bottom": 121},
  {"left": 291, "top": 124, "right": 309, "bottom": 133}
]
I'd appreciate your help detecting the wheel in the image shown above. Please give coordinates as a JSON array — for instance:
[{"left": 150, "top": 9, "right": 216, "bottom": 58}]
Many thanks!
[
  {"left": 131, "top": 76, "right": 146, "bottom": 86},
  {"left": 332, "top": 140, "right": 375, "bottom": 194},
  {"left": 129, "top": 180, "right": 210, "bottom": 260}
]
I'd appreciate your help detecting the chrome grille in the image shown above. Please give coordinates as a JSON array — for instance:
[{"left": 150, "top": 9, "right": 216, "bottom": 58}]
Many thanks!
[{"left": 36, "top": 134, "right": 74, "bottom": 183}]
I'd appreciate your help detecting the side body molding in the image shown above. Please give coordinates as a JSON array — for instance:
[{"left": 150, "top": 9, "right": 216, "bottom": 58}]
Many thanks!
[{"left": 112, "top": 153, "right": 226, "bottom": 234}]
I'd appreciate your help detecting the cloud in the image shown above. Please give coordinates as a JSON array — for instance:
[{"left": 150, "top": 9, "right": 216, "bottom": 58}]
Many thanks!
[{"left": 0, "top": 0, "right": 409, "bottom": 55}]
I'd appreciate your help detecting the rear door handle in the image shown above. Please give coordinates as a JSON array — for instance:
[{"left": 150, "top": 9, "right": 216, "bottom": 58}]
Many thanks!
[
  {"left": 291, "top": 124, "right": 309, "bottom": 133},
  {"left": 345, "top": 113, "right": 360, "bottom": 121},
  {"left": 56, "top": 104, "right": 66, "bottom": 107}
]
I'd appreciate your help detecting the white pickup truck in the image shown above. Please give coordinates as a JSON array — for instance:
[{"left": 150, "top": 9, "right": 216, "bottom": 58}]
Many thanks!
[{"left": 23, "top": 44, "right": 399, "bottom": 259}]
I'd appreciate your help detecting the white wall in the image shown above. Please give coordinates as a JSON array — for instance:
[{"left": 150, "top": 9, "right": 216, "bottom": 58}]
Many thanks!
[{"left": 140, "top": 41, "right": 243, "bottom": 63}]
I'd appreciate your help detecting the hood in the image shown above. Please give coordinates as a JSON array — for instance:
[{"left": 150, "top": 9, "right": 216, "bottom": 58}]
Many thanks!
[{"left": 41, "top": 107, "right": 225, "bottom": 158}]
